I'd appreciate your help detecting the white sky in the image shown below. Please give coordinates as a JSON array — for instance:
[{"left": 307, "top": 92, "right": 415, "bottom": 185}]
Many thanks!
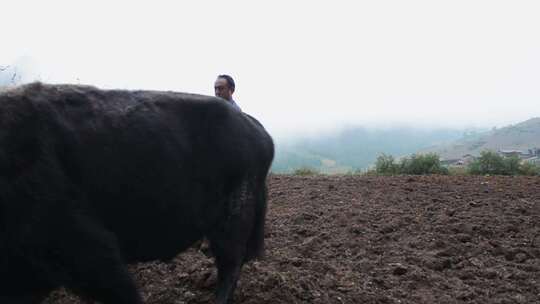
[{"left": 2, "top": 0, "right": 539, "bottom": 138}]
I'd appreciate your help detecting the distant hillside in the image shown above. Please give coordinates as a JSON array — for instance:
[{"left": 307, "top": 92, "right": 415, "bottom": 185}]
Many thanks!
[
  {"left": 272, "top": 127, "right": 464, "bottom": 173},
  {"left": 420, "top": 117, "right": 540, "bottom": 160}
]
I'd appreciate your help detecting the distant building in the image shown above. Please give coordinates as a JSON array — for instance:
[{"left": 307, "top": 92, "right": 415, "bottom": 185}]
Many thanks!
[
  {"left": 497, "top": 147, "right": 540, "bottom": 165},
  {"left": 459, "top": 154, "right": 476, "bottom": 166},
  {"left": 527, "top": 148, "right": 540, "bottom": 156},
  {"left": 441, "top": 158, "right": 461, "bottom": 166},
  {"left": 523, "top": 156, "right": 540, "bottom": 165},
  {"left": 498, "top": 149, "right": 525, "bottom": 158},
  {"left": 442, "top": 154, "right": 476, "bottom": 167},
  {"left": 442, "top": 148, "right": 539, "bottom": 168}
]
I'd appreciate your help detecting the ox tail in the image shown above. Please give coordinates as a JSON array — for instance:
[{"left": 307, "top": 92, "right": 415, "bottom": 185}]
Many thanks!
[{"left": 244, "top": 176, "right": 268, "bottom": 262}]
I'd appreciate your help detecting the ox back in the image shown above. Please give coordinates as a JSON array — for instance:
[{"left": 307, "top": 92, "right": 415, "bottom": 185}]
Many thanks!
[{"left": 0, "top": 83, "right": 274, "bottom": 304}]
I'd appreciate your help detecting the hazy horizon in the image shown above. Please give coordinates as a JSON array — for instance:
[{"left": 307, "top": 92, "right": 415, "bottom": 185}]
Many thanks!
[{"left": 2, "top": 1, "right": 539, "bottom": 138}]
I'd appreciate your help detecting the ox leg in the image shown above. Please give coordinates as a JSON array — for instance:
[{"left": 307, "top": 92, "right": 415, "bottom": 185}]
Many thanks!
[
  {"left": 210, "top": 236, "right": 245, "bottom": 304},
  {"left": 208, "top": 180, "right": 259, "bottom": 304},
  {"left": 52, "top": 216, "right": 143, "bottom": 304},
  {"left": 209, "top": 209, "right": 253, "bottom": 304},
  {"left": 64, "top": 257, "right": 141, "bottom": 304}
]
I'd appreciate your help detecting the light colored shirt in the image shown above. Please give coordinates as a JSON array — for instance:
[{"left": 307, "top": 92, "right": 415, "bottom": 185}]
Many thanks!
[{"left": 228, "top": 99, "right": 242, "bottom": 112}]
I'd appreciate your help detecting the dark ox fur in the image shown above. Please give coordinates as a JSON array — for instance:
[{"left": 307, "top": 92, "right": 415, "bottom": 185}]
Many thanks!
[{"left": 0, "top": 83, "right": 274, "bottom": 304}]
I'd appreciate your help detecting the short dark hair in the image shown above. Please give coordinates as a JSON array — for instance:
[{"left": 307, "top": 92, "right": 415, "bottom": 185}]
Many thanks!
[{"left": 217, "top": 74, "right": 235, "bottom": 91}]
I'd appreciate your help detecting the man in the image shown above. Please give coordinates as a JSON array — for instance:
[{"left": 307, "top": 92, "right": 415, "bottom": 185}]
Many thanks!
[
  {"left": 194, "top": 75, "right": 242, "bottom": 257},
  {"left": 214, "top": 74, "right": 241, "bottom": 111}
]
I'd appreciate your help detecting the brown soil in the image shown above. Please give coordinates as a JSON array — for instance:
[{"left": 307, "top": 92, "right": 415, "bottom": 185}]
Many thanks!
[{"left": 46, "top": 175, "right": 540, "bottom": 303}]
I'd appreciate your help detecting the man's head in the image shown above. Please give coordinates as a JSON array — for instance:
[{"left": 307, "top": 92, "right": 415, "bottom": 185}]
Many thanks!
[{"left": 214, "top": 75, "right": 235, "bottom": 101}]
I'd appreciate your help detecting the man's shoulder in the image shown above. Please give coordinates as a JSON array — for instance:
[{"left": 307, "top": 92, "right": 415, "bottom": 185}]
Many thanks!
[{"left": 229, "top": 99, "right": 242, "bottom": 111}]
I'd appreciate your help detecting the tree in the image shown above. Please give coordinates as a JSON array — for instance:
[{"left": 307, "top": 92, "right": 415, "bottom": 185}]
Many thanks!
[
  {"left": 399, "top": 153, "right": 449, "bottom": 175},
  {"left": 375, "top": 153, "right": 398, "bottom": 175},
  {"left": 468, "top": 151, "right": 520, "bottom": 175}
]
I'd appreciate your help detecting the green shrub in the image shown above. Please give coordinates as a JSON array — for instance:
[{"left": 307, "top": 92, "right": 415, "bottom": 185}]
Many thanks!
[
  {"left": 503, "top": 156, "right": 521, "bottom": 175},
  {"left": 374, "top": 153, "right": 447, "bottom": 175},
  {"left": 292, "top": 167, "right": 319, "bottom": 176},
  {"left": 375, "top": 153, "right": 399, "bottom": 175},
  {"left": 519, "top": 161, "right": 540, "bottom": 176},
  {"left": 344, "top": 168, "right": 366, "bottom": 175},
  {"left": 448, "top": 166, "right": 468, "bottom": 176},
  {"left": 468, "top": 151, "right": 522, "bottom": 175},
  {"left": 467, "top": 151, "right": 540, "bottom": 176},
  {"left": 468, "top": 151, "right": 504, "bottom": 175},
  {"left": 399, "top": 153, "right": 449, "bottom": 175}
]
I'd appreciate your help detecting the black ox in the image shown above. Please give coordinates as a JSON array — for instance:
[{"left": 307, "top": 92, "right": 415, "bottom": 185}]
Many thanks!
[{"left": 0, "top": 83, "right": 274, "bottom": 304}]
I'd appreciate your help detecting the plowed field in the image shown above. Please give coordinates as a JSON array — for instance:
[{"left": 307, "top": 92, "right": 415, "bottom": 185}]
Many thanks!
[{"left": 46, "top": 175, "right": 540, "bottom": 304}]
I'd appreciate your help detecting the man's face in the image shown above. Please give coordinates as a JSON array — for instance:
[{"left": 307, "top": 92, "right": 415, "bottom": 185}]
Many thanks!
[{"left": 214, "top": 78, "right": 233, "bottom": 101}]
